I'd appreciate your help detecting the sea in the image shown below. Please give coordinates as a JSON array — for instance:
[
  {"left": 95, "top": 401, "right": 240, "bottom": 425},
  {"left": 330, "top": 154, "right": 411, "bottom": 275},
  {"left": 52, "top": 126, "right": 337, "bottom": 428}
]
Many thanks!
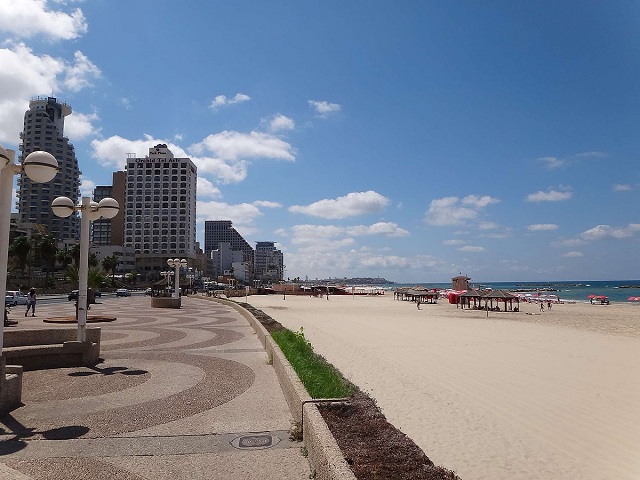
[{"left": 390, "top": 280, "right": 640, "bottom": 304}]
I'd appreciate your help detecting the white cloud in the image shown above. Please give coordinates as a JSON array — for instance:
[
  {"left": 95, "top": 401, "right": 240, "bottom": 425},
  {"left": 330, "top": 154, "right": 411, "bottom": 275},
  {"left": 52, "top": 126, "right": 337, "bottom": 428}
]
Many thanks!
[
  {"left": 462, "top": 195, "right": 499, "bottom": 208},
  {"left": 0, "top": 42, "right": 100, "bottom": 144},
  {"left": 119, "top": 97, "right": 132, "bottom": 110},
  {"left": 0, "top": 0, "right": 88, "bottom": 40},
  {"left": 527, "top": 223, "right": 559, "bottom": 231},
  {"left": 197, "top": 177, "right": 221, "bottom": 199},
  {"left": 478, "top": 221, "right": 499, "bottom": 230},
  {"left": 458, "top": 245, "right": 485, "bottom": 252},
  {"left": 196, "top": 200, "right": 263, "bottom": 237},
  {"left": 62, "top": 50, "right": 101, "bottom": 91},
  {"left": 580, "top": 224, "right": 640, "bottom": 240},
  {"left": 424, "top": 195, "right": 498, "bottom": 226},
  {"left": 79, "top": 176, "right": 95, "bottom": 197},
  {"left": 525, "top": 189, "right": 572, "bottom": 202},
  {"left": 443, "top": 239, "right": 465, "bottom": 245},
  {"left": 563, "top": 251, "right": 584, "bottom": 257},
  {"left": 269, "top": 114, "right": 295, "bottom": 132},
  {"left": 253, "top": 200, "right": 281, "bottom": 208},
  {"left": 345, "top": 222, "right": 410, "bottom": 238},
  {"left": 539, "top": 156, "right": 566, "bottom": 169},
  {"left": 91, "top": 131, "right": 296, "bottom": 184},
  {"left": 209, "top": 93, "right": 251, "bottom": 110},
  {"left": 65, "top": 110, "right": 99, "bottom": 140},
  {"left": 613, "top": 183, "right": 631, "bottom": 192},
  {"left": 308, "top": 100, "right": 341, "bottom": 117},
  {"left": 289, "top": 191, "right": 390, "bottom": 219}
]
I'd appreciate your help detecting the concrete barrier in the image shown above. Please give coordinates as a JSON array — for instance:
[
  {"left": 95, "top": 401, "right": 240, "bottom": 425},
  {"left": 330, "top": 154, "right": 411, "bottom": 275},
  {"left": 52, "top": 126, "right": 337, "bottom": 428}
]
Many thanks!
[
  {"left": 150, "top": 297, "right": 182, "bottom": 308},
  {"left": 210, "top": 297, "right": 357, "bottom": 480},
  {"left": 3, "top": 327, "right": 101, "bottom": 371}
]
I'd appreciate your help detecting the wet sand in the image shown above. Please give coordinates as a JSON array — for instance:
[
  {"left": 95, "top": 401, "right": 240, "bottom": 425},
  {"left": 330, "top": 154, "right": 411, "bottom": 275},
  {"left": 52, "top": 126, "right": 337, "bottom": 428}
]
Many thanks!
[{"left": 246, "top": 293, "right": 640, "bottom": 480}]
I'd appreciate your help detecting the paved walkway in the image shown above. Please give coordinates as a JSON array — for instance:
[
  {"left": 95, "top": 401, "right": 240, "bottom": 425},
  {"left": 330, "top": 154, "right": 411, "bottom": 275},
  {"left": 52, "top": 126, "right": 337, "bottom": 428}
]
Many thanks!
[{"left": 0, "top": 295, "right": 311, "bottom": 479}]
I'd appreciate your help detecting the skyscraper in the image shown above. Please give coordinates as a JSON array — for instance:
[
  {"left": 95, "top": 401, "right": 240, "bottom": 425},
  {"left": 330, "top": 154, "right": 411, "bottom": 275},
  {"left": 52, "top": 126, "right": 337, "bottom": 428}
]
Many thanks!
[
  {"left": 124, "top": 144, "right": 197, "bottom": 272},
  {"left": 204, "top": 220, "right": 254, "bottom": 279},
  {"left": 17, "top": 97, "right": 81, "bottom": 240}
]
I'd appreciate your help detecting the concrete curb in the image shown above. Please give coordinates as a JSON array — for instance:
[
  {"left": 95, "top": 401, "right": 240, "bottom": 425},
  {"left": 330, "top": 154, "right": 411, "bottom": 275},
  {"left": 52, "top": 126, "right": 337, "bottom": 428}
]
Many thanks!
[{"left": 211, "top": 297, "right": 357, "bottom": 480}]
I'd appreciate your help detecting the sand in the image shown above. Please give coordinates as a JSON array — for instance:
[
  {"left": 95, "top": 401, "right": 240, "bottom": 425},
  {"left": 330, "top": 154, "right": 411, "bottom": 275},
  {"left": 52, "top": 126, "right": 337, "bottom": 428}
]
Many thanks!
[{"left": 246, "top": 293, "right": 640, "bottom": 480}]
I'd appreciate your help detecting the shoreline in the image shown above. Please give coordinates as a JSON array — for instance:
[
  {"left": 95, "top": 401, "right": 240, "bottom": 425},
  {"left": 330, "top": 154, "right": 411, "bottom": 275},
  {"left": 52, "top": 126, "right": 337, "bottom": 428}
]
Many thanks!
[{"left": 245, "top": 294, "right": 640, "bottom": 480}]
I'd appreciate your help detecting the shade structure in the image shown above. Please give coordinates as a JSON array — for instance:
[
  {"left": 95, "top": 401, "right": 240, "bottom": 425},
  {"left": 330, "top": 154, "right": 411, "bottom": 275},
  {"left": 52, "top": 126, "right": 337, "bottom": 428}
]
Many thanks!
[{"left": 628, "top": 296, "right": 640, "bottom": 302}]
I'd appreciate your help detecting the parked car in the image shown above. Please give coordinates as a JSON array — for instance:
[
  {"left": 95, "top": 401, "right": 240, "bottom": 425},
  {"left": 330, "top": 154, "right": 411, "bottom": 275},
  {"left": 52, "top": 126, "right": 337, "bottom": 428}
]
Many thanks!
[
  {"left": 116, "top": 288, "right": 131, "bottom": 297},
  {"left": 68, "top": 290, "right": 79, "bottom": 301},
  {"left": 5, "top": 291, "right": 28, "bottom": 306},
  {"left": 144, "top": 288, "right": 153, "bottom": 296}
]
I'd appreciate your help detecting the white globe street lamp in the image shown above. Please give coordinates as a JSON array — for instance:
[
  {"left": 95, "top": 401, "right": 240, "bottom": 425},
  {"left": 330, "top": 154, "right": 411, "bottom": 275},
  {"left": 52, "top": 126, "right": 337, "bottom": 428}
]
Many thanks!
[
  {"left": 51, "top": 196, "right": 119, "bottom": 342},
  {"left": 167, "top": 258, "right": 187, "bottom": 299},
  {"left": 0, "top": 146, "right": 58, "bottom": 357}
]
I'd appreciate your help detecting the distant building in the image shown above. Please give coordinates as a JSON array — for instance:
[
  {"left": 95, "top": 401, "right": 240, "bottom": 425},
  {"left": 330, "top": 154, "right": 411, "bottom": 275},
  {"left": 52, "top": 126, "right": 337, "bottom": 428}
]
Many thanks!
[
  {"left": 204, "top": 220, "right": 254, "bottom": 280},
  {"left": 124, "top": 144, "right": 197, "bottom": 272},
  {"left": 90, "top": 245, "right": 136, "bottom": 274},
  {"left": 255, "top": 241, "right": 283, "bottom": 283},
  {"left": 17, "top": 97, "right": 81, "bottom": 240},
  {"left": 210, "top": 242, "right": 251, "bottom": 284},
  {"left": 91, "top": 185, "right": 114, "bottom": 246}
]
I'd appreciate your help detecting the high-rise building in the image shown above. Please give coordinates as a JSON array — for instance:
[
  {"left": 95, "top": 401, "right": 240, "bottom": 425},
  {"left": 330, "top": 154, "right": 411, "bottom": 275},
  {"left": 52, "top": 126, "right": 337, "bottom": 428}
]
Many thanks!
[
  {"left": 124, "top": 144, "right": 197, "bottom": 272},
  {"left": 204, "top": 220, "right": 254, "bottom": 279},
  {"left": 91, "top": 185, "right": 113, "bottom": 246},
  {"left": 255, "top": 241, "right": 284, "bottom": 282},
  {"left": 17, "top": 97, "right": 81, "bottom": 240}
]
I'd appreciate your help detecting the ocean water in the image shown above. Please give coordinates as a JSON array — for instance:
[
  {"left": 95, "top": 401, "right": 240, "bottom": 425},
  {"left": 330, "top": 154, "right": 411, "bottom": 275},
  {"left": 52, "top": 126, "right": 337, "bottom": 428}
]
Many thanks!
[{"left": 392, "top": 280, "right": 640, "bottom": 304}]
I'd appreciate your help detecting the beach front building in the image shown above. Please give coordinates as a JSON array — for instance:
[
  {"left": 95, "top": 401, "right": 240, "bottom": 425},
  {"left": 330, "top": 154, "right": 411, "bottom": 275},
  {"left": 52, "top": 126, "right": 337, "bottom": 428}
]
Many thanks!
[
  {"left": 255, "top": 241, "right": 284, "bottom": 283},
  {"left": 204, "top": 220, "right": 254, "bottom": 282},
  {"left": 17, "top": 97, "right": 81, "bottom": 241},
  {"left": 210, "top": 242, "right": 251, "bottom": 284},
  {"left": 123, "top": 144, "right": 197, "bottom": 272}
]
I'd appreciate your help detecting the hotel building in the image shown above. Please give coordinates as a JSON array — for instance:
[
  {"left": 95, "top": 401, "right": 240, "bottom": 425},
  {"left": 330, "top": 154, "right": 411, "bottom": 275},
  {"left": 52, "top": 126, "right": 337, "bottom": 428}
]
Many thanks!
[
  {"left": 17, "top": 97, "right": 81, "bottom": 240},
  {"left": 124, "top": 144, "right": 197, "bottom": 272},
  {"left": 204, "top": 220, "right": 254, "bottom": 280}
]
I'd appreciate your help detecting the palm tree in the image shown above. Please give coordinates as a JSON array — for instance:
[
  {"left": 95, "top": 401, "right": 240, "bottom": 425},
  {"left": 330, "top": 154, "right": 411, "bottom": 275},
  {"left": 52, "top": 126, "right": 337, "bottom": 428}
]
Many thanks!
[
  {"left": 101, "top": 254, "right": 118, "bottom": 286},
  {"left": 37, "top": 235, "right": 58, "bottom": 288},
  {"left": 8, "top": 235, "right": 31, "bottom": 273}
]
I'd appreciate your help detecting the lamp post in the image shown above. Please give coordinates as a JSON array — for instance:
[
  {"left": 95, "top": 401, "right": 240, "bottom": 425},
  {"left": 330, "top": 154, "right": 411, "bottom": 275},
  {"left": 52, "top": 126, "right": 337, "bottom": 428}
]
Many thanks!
[
  {"left": 167, "top": 258, "right": 187, "bottom": 299},
  {"left": 51, "top": 196, "right": 119, "bottom": 342},
  {"left": 0, "top": 147, "right": 58, "bottom": 357}
]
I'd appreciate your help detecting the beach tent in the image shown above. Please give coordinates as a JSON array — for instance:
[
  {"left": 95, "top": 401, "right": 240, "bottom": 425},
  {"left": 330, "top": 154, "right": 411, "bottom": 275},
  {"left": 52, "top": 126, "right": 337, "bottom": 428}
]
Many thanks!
[{"left": 482, "top": 289, "right": 520, "bottom": 311}]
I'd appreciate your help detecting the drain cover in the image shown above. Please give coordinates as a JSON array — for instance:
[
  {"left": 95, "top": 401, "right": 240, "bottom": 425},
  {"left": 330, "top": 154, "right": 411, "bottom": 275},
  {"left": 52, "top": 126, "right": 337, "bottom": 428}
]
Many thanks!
[{"left": 230, "top": 433, "right": 281, "bottom": 450}]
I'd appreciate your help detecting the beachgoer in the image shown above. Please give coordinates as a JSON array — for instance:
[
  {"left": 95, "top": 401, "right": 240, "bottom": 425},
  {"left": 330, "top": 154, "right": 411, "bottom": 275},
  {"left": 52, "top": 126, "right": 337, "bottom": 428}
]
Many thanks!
[
  {"left": 540, "top": 302, "right": 544, "bottom": 312},
  {"left": 417, "top": 300, "right": 421, "bottom": 310},
  {"left": 547, "top": 300, "right": 552, "bottom": 310},
  {"left": 25, "top": 288, "right": 36, "bottom": 317}
]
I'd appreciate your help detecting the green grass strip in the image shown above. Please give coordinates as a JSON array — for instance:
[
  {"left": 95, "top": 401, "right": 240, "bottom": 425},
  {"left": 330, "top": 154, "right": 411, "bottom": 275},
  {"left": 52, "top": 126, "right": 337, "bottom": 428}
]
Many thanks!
[{"left": 271, "top": 327, "right": 353, "bottom": 399}]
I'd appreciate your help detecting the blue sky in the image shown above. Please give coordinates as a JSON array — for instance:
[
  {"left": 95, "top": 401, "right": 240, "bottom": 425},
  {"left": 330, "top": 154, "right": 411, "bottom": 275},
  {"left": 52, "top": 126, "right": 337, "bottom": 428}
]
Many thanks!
[{"left": 1, "top": 1, "right": 639, "bottom": 283}]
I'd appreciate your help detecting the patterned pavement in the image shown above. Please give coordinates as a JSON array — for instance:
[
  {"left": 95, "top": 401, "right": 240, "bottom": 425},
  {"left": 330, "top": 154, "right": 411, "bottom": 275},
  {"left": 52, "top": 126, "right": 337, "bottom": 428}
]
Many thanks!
[{"left": 0, "top": 295, "right": 311, "bottom": 479}]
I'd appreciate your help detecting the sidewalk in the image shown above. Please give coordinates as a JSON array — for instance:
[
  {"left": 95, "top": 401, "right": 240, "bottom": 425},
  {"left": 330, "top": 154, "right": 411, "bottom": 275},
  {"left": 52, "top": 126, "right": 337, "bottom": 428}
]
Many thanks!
[{"left": 0, "top": 296, "right": 311, "bottom": 479}]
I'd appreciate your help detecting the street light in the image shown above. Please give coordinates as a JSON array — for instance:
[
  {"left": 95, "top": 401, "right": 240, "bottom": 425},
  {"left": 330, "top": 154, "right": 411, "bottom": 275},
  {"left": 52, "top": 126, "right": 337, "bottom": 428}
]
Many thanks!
[
  {"left": 51, "top": 196, "right": 119, "bottom": 342},
  {"left": 0, "top": 147, "right": 58, "bottom": 358},
  {"left": 167, "top": 258, "right": 187, "bottom": 299}
]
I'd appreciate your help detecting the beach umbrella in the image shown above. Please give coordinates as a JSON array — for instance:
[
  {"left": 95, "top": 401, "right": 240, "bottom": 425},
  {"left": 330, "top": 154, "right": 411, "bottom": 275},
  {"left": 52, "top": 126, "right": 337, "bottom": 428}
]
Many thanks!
[
  {"left": 587, "top": 294, "right": 597, "bottom": 299},
  {"left": 596, "top": 295, "right": 608, "bottom": 300},
  {"left": 628, "top": 296, "right": 640, "bottom": 302}
]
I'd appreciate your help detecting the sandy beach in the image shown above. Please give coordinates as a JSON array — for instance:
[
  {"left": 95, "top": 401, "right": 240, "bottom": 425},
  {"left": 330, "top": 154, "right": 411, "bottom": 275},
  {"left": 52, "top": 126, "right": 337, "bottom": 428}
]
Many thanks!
[{"left": 245, "top": 293, "right": 640, "bottom": 480}]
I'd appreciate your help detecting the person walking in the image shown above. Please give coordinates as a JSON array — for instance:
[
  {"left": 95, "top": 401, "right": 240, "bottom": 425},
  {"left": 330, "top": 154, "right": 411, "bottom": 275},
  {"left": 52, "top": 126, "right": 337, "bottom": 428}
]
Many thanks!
[{"left": 25, "top": 288, "right": 36, "bottom": 317}]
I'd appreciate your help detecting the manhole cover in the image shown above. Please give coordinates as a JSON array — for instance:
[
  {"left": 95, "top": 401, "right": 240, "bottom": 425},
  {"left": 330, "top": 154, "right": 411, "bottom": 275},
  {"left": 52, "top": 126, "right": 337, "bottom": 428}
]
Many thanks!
[{"left": 230, "top": 434, "right": 281, "bottom": 450}]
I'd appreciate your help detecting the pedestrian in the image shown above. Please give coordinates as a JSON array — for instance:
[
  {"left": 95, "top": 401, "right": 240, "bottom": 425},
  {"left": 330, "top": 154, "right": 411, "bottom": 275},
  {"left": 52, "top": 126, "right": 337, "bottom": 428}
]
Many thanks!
[
  {"left": 417, "top": 299, "right": 421, "bottom": 310},
  {"left": 25, "top": 288, "right": 36, "bottom": 317},
  {"left": 539, "top": 301, "right": 544, "bottom": 312},
  {"left": 547, "top": 300, "right": 552, "bottom": 310}
]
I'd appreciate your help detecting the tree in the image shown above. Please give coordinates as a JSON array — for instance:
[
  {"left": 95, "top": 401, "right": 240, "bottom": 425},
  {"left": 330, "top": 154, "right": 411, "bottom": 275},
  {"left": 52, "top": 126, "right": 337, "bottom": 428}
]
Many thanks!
[
  {"left": 37, "top": 235, "right": 58, "bottom": 288},
  {"left": 101, "top": 254, "right": 118, "bottom": 286},
  {"left": 56, "top": 248, "right": 73, "bottom": 270},
  {"left": 8, "top": 235, "right": 30, "bottom": 272}
]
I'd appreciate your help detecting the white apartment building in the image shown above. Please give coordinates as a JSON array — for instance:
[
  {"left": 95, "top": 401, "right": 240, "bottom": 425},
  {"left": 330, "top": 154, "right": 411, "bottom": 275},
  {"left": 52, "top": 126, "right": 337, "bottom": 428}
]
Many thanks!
[{"left": 124, "top": 144, "right": 197, "bottom": 272}]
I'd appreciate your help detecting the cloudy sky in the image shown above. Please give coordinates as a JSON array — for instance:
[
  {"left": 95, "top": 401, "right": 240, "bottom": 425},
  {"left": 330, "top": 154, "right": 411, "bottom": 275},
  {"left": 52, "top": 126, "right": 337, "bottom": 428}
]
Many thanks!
[{"left": 1, "top": 0, "right": 639, "bottom": 283}]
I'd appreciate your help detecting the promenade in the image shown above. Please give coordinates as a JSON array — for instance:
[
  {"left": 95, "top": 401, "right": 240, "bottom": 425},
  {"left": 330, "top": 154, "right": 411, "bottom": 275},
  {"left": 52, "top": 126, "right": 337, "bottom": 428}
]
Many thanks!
[{"left": 0, "top": 295, "right": 311, "bottom": 479}]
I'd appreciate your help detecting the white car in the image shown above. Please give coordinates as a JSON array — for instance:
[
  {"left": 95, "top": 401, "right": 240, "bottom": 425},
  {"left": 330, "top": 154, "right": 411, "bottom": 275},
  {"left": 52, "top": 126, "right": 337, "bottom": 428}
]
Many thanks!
[
  {"left": 116, "top": 288, "right": 131, "bottom": 297},
  {"left": 5, "top": 291, "right": 28, "bottom": 306}
]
